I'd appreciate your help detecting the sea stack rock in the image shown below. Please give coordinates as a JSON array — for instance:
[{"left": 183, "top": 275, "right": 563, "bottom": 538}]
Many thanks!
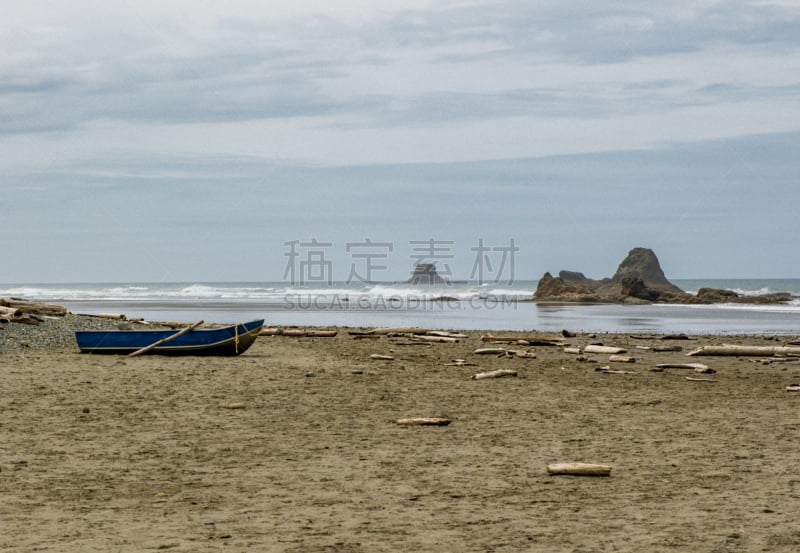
[
  {"left": 407, "top": 263, "right": 448, "bottom": 285},
  {"left": 533, "top": 272, "right": 602, "bottom": 302},
  {"left": 609, "top": 247, "right": 685, "bottom": 294}
]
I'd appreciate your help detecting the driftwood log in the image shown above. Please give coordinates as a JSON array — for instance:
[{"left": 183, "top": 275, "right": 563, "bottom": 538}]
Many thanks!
[
  {"left": 368, "top": 326, "right": 430, "bottom": 335},
  {"left": 609, "top": 355, "right": 635, "bottom": 363},
  {"left": 481, "top": 334, "right": 564, "bottom": 346},
  {"left": 546, "top": 463, "right": 612, "bottom": 476},
  {"left": 584, "top": 345, "right": 626, "bottom": 354},
  {"left": 394, "top": 417, "right": 451, "bottom": 426},
  {"left": 687, "top": 345, "right": 800, "bottom": 357},
  {"left": 370, "top": 354, "right": 394, "bottom": 360},
  {"left": 472, "top": 369, "right": 518, "bottom": 380},
  {"left": 0, "top": 299, "right": 68, "bottom": 317},
  {"left": 0, "top": 306, "right": 23, "bottom": 318}
]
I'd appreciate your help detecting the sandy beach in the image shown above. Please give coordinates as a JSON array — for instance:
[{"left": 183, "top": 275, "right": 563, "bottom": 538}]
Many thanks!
[{"left": 3, "top": 323, "right": 800, "bottom": 552}]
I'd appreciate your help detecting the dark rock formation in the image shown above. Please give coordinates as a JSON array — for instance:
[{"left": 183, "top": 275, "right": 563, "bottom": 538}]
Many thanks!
[
  {"left": 533, "top": 247, "right": 792, "bottom": 305},
  {"left": 608, "top": 247, "right": 685, "bottom": 294},
  {"left": 533, "top": 272, "right": 602, "bottom": 302},
  {"left": 407, "top": 263, "right": 448, "bottom": 285},
  {"left": 696, "top": 288, "right": 792, "bottom": 304}
]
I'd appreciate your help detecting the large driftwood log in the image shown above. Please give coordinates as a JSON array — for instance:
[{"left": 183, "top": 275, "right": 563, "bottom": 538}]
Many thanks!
[
  {"left": 368, "top": 326, "right": 429, "bottom": 335},
  {"left": 472, "top": 369, "right": 518, "bottom": 380},
  {"left": 128, "top": 320, "right": 204, "bottom": 357},
  {"left": 0, "top": 299, "right": 68, "bottom": 317},
  {"left": 584, "top": 345, "right": 626, "bottom": 354},
  {"left": 687, "top": 345, "right": 800, "bottom": 357},
  {"left": 481, "top": 334, "right": 564, "bottom": 346},
  {"left": 546, "top": 462, "right": 612, "bottom": 476},
  {"left": 0, "top": 306, "right": 23, "bottom": 317}
]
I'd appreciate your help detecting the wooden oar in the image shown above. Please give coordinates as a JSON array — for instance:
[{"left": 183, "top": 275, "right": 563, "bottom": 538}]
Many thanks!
[{"left": 127, "top": 320, "right": 204, "bottom": 357}]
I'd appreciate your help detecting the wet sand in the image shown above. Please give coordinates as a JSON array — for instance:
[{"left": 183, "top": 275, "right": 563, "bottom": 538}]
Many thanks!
[{"left": 2, "top": 329, "right": 800, "bottom": 552}]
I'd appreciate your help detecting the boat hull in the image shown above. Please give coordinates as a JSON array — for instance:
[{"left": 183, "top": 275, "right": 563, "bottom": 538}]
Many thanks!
[{"left": 75, "top": 320, "right": 264, "bottom": 356}]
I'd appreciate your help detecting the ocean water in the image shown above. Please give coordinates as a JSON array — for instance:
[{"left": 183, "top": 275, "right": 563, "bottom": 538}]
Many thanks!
[{"left": 1, "top": 279, "right": 799, "bottom": 335}]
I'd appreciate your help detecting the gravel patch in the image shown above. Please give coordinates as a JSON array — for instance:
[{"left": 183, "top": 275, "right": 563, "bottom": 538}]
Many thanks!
[{"left": 0, "top": 314, "right": 139, "bottom": 353}]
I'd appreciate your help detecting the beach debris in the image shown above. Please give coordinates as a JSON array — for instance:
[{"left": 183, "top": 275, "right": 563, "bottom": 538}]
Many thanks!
[
  {"left": 0, "top": 298, "right": 68, "bottom": 317},
  {"left": 367, "top": 326, "right": 430, "bottom": 335},
  {"left": 686, "top": 377, "right": 716, "bottom": 382},
  {"left": 635, "top": 344, "right": 683, "bottom": 352},
  {"left": 595, "top": 366, "right": 634, "bottom": 375},
  {"left": 409, "top": 334, "right": 458, "bottom": 343},
  {"left": 655, "top": 362, "right": 709, "bottom": 371},
  {"left": 584, "top": 344, "right": 626, "bottom": 354},
  {"left": 546, "top": 462, "right": 612, "bottom": 477},
  {"left": 563, "top": 347, "right": 582, "bottom": 354},
  {"left": 786, "top": 384, "right": 800, "bottom": 392},
  {"left": 687, "top": 345, "right": 800, "bottom": 357},
  {"left": 394, "top": 417, "right": 451, "bottom": 426},
  {"left": 426, "top": 330, "right": 469, "bottom": 339},
  {"left": 352, "top": 334, "right": 382, "bottom": 340},
  {"left": 444, "top": 359, "right": 477, "bottom": 367},
  {"left": 474, "top": 347, "right": 512, "bottom": 355},
  {"left": 223, "top": 402, "right": 246, "bottom": 409},
  {"left": 609, "top": 355, "right": 635, "bottom": 363},
  {"left": 514, "top": 350, "right": 537, "bottom": 359},
  {"left": 472, "top": 369, "right": 518, "bottom": 380},
  {"left": 694, "top": 366, "right": 717, "bottom": 374},
  {"left": 481, "top": 334, "right": 565, "bottom": 346},
  {"left": 305, "top": 372, "right": 316, "bottom": 377},
  {"left": 370, "top": 354, "right": 394, "bottom": 361}
]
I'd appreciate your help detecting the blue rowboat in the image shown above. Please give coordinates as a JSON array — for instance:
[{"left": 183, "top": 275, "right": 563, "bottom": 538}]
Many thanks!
[{"left": 75, "top": 319, "right": 264, "bottom": 356}]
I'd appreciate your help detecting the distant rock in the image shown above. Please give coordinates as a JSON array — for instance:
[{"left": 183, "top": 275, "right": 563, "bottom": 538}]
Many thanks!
[
  {"left": 533, "top": 248, "right": 793, "bottom": 304},
  {"left": 407, "top": 263, "right": 448, "bottom": 285},
  {"left": 533, "top": 247, "right": 791, "bottom": 305},
  {"left": 696, "top": 288, "right": 793, "bottom": 305}
]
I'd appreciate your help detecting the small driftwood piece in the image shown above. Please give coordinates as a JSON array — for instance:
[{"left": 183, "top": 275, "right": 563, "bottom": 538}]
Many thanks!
[
  {"left": 609, "top": 355, "right": 635, "bottom": 363},
  {"left": 687, "top": 345, "right": 800, "bottom": 357},
  {"left": 514, "top": 350, "right": 537, "bottom": 359},
  {"left": 474, "top": 347, "right": 512, "bottom": 355},
  {"left": 472, "top": 369, "right": 518, "bottom": 380},
  {"left": 128, "top": 320, "right": 204, "bottom": 357},
  {"left": 596, "top": 366, "right": 634, "bottom": 375},
  {"left": 395, "top": 417, "right": 451, "bottom": 426},
  {"left": 305, "top": 330, "right": 338, "bottom": 337},
  {"left": 563, "top": 347, "right": 582, "bottom": 354},
  {"left": 655, "top": 363, "right": 709, "bottom": 371},
  {"left": 412, "top": 335, "right": 458, "bottom": 343},
  {"left": 370, "top": 354, "right": 394, "bottom": 361},
  {"left": 686, "top": 376, "right": 715, "bottom": 382},
  {"left": 426, "top": 330, "right": 468, "bottom": 339},
  {"left": 444, "top": 359, "right": 477, "bottom": 367},
  {"left": 546, "top": 462, "right": 611, "bottom": 477},
  {"left": 584, "top": 345, "right": 626, "bottom": 354},
  {"left": 353, "top": 334, "right": 382, "bottom": 340},
  {"left": 368, "top": 326, "right": 429, "bottom": 335},
  {"left": 786, "top": 384, "right": 800, "bottom": 392}
]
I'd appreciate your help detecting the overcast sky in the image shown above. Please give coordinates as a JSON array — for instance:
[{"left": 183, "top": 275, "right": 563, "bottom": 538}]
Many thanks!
[{"left": 2, "top": 0, "right": 799, "bottom": 283}]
